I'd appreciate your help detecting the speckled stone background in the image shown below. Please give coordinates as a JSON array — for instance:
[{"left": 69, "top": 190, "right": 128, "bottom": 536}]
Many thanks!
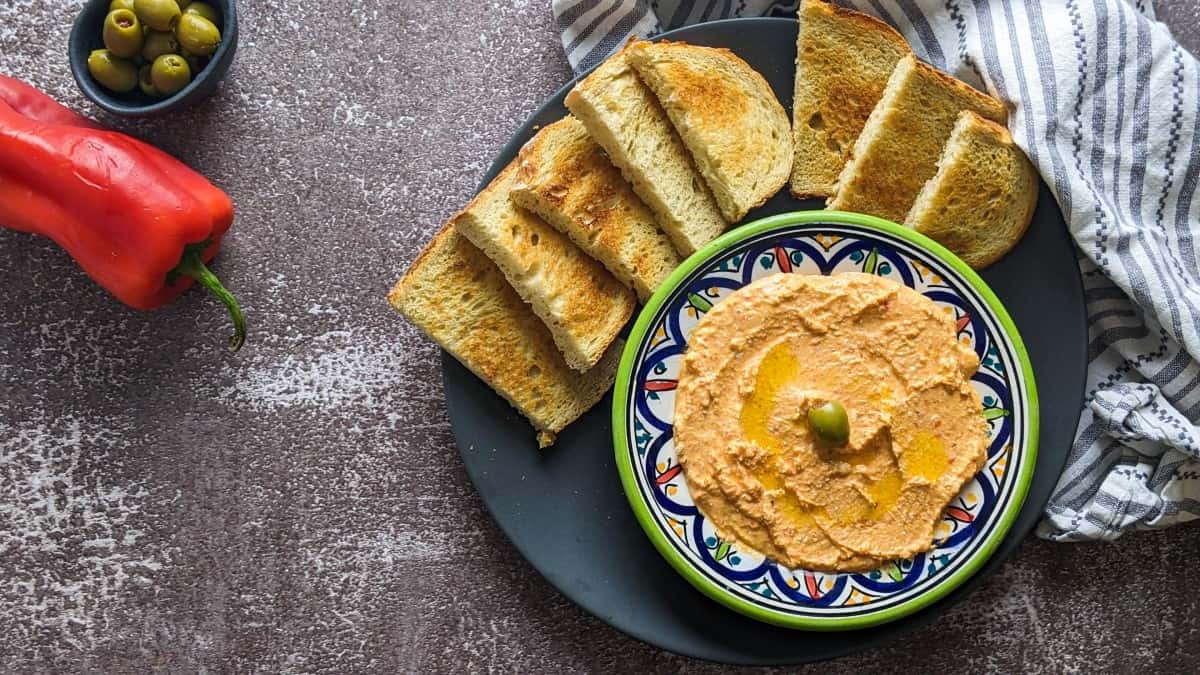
[{"left": 1, "top": 1, "right": 1199, "bottom": 672}]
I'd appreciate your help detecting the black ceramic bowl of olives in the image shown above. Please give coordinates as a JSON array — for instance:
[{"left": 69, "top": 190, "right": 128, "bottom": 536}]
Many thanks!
[{"left": 69, "top": 0, "right": 238, "bottom": 116}]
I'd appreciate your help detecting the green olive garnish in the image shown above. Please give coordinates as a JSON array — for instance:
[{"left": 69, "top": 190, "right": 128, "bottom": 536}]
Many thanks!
[
  {"left": 175, "top": 12, "right": 220, "bottom": 56},
  {"left": 134, "top": 0, "right": 181, "bottom": 31},
  {"left": 87, "top": 49, "right": 139, "bottom": 93},
  {"left": 102, "top": 9, "right": 144, "bottom": 59},
  {"left": 808, "top": 400, "right": 850, "bottom": 446},
  {"left": 150, "top": 53, "right": 191, "bottom": 96},
  {"left": 109, "top": 0, "right": 137, "bottom": 13}
]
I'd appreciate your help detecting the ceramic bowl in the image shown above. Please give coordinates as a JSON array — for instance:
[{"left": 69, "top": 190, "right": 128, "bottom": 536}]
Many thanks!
[
  {"left": 612, "top": 211, "right": 1039, "bottom": 631},
  {"left": 69, "top": 0, "right": 238, "bottom": 116}
]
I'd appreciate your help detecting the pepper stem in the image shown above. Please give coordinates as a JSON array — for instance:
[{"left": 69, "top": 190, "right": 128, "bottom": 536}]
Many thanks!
[{"left": 172, "top": 249, "right": 246, "bottom": 351}]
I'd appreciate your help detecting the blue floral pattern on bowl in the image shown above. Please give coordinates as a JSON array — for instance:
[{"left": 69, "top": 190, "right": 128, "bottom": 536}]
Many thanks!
[{"left": 617, "top": 218, "right": 1035, "bottom": 625}]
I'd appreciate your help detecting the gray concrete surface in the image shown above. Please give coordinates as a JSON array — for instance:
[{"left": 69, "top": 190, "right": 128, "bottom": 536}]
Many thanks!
[{"left": 1, "top": 1, "right": 1198, "bottom": 672}]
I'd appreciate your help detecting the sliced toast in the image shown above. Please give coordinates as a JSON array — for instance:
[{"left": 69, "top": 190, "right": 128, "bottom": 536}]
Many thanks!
[
  {"left": 564, "top": 44, "right": 727, "bottom": 256},
  {"left": 828, "top": 54, "right": 1008, "bottom": 222},
  {"left": 791, "top": 0, "right": 911, "bottom": 198},
  {"left": 905, "top": 110, "right": 1038, "bottom": 269},
  {"left": 511, "top": 116, "right": 681, "bottom": 303},
  {"left": 388, "top": 225, "right": 621, "bottom": 447},
  {"left": 627, "top": 39, "right": 792, "bottom": 223},
  {"left": 452, "top": 162, "right": 635, "bottom": 371}
]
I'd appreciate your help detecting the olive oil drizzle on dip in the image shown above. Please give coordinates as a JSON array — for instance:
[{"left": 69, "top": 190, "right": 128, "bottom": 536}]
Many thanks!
[
  {"left": 674, "top": 273, "right": 988, "bottom": 573},
  {"left": 739, "top": 342, "right": 813, "bottom": 526}
]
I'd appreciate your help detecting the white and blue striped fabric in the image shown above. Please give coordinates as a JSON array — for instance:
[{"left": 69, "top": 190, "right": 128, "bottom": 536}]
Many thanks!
[{"left": 553, "top": 0, "right": 1200, "bottom": 541}]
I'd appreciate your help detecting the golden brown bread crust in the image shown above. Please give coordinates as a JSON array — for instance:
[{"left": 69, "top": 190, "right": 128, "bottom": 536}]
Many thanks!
[
  {"left": 511, "top": 116, "right": 680, "bottom": 302},
  {"left": 635, "top": 41, "right": 748, "bottom": 129},
  {"left": 906, "top": 110, "right": 1038, "bottom": 269},
  {"left": 977, "top": 116, "right": 1038, "bottom": 266},
  {"left": 828, "top": 54, "right": 1009, "bottom": 223},
  {"left": 791, "top": 0, "right": 912, "bottom": 198},
  {"left": 627, "top": 39, "right": 792, "bottom": 222},
  {"left": 387, "top": 225, "right": 450, "bottom": 311},
  {"left": 821, "top": 0, "right": 907, "bottom": 30},
  {"left": 565, "top": 41, "right": 727, "bottom": 255},
  {"left": 452, "top": 161, "right": 634, "bottom": 371},
  {"left": 388, "top": 224, "right": 621, "bottom": 446},
  {"left": 912, "top": 59, "right": 1008, "bottom": 123},
  {"left": 388, "top": 225, "right": 451, "bottom": 308}
]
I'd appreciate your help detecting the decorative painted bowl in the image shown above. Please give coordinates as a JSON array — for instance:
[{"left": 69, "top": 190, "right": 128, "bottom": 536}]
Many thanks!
[{"left": 612, "top": 211, "right": 1039, "bottom": 631}]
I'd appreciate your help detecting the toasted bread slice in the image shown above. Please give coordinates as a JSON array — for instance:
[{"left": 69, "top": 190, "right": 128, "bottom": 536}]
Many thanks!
[
  {"left": 452, "top": 162, "right": 634, "bottom": 371},
  {"left": 905, "top": 111, "right": 1038, "bottom": 269},
  {"left": 511, "top": 116, "right": 681, "bottom": 303},
  {"left": 828, "top": 55, "right": 1008, "bottom": 223},
  {"left": 791, "top": 0, "right": 911, "bottom": 198},
  {"left": 565, "top": 45, "right": 726, "bottom": 257},
  {"left": 627, "top": 39, "right": 792, "bottom": 223},
  {"left": 388, "top": 225, "right": 621, "bottom": 447}
]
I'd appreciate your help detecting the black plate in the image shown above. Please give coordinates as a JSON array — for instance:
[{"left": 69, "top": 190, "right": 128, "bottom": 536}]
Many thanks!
[{"left": 443, "top": 18, "right": 1086, "bottom": 665}]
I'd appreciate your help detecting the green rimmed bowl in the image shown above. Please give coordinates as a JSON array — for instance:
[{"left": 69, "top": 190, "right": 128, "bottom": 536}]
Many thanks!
[{"left": 612, "top": 210, "right": 1039, "bottom": 631}]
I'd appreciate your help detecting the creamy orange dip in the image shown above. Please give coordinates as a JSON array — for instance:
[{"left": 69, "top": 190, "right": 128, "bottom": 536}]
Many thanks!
[{"left": 673, "top": 272, "right": 988, "bottom": 572}]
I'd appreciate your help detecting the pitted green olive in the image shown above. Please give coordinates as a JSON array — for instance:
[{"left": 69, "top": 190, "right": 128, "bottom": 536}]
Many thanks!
[
  {"left": 141, "top": 29, "right": 179, "bottom": 61},
  {"left": 88, "top": 49, "right": 138, "bottom": 93},
  {"left": 138, "top": 64, "right": 160, "bottom": 97},
  {"left": 102, "top": 9, "right": 144, "bottom": 59},
  {"left": 150, "top": 53, "right": 191, "bottom": 95},
  {"left": 134, "top": 0, "right": 181, "bottom": 31},
  {"left": 807, "top": 400, "right": 850, "bottom": 446},
  {"left": 175, "top": 13, "right": 220, "bottom": 56},
  {"left": 183, "top": 1, "right": 219, "bottom": 27}
]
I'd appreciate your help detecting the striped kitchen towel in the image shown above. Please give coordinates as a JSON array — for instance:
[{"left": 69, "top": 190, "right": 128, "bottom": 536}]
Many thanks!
[{"left": 553, "top": 0, "right": 1200, "bottom": 541}]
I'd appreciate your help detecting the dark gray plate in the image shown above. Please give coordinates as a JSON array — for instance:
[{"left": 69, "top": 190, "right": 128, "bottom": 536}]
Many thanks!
[{"left": 443, "top": 18, "right": 1086, "bottom": 665}]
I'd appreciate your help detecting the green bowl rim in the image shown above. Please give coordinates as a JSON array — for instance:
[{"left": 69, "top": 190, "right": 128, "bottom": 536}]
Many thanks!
[{"left": 610, "top": 210, "right": 1041, "bottom": 631}]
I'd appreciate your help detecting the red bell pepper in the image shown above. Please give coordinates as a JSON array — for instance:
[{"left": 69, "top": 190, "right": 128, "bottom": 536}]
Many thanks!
[{"left": 0, "top": 75, "right": 245, "bottom": 350}]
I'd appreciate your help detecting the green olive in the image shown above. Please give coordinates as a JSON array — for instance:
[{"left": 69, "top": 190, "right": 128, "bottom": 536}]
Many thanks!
[
  {"left": 138, "top": 64, "right": 160, "bottom": 97},
  {"left": 807, "top": 400, "right": 850, "bottom": 446},
  {"left": 150, "top": 53, "right": 191, "bottom": 95},
  {"left": 87, "top": 49, "right": 138, "bottom": 93},
  {"left": 102, "top": 9, "right": 144, "bottom": 59},
  {"left": 134, "top": 0, "right": 181, "bottom": 31},
  {"left": 109, "top": 0, "right": 136, "bottom": 12},
  {"left": 182, "top": 1, "right": 219, "bottom": 27},
  {"left": 175, "top": 13, "right": 220, "bottom": 56},
  {"left": 141, "top": 29, "right": 179, "bottom": 61}
]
